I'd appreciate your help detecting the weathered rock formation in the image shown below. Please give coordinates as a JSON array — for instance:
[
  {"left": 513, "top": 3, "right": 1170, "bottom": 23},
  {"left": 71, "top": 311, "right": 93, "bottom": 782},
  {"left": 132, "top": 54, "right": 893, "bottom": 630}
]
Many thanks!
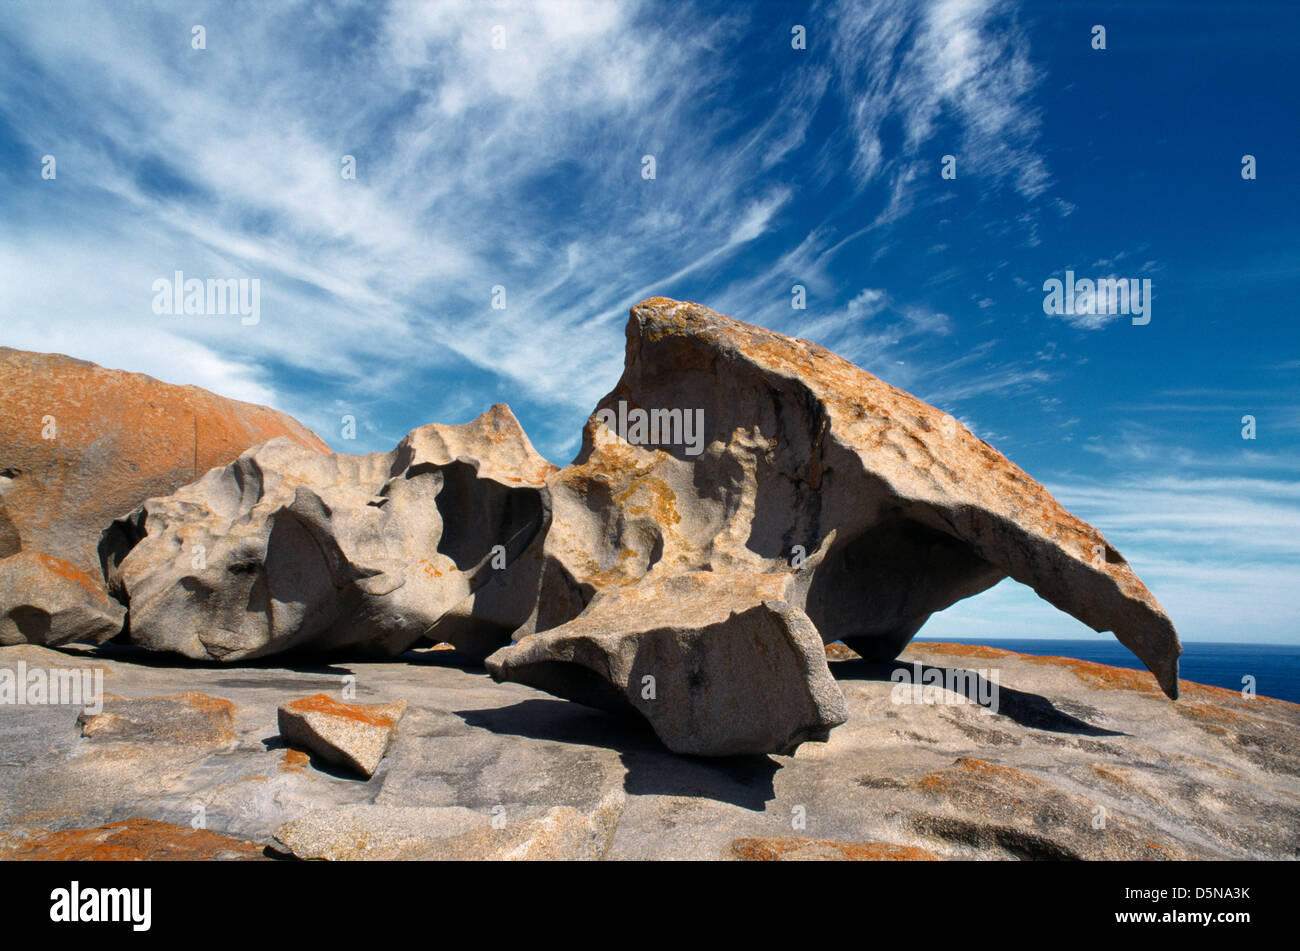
[
  {"left": 0, "top": 347, "right": 328, "bottom": 645},
  {"left": 36, "top": 297, "right": 1186, "bottom": 756},
  {"left": 486, "top": 298, "right": 1182, "bottom": 753},
  {"left": 101, "top": 404, "right": 553, "bottom": 662},
  {"left": 0, "top": 347, "right": 328, "bottom": 576}
]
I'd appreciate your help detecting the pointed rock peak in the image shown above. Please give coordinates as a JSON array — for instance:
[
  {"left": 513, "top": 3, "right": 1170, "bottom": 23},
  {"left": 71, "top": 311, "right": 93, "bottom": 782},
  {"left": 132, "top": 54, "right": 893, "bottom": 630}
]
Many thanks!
[{"left": 393, "top": 402, "right": 557, "bottom": 486}]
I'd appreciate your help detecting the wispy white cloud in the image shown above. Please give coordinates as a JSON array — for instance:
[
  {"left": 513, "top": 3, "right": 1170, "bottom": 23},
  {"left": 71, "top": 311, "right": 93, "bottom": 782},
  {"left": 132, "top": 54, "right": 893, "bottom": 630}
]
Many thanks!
[
  {"left": 822, "top": 0, "right": 1049, "bottom": 211},
  {"left": 1, "top": 0, "right": 1066, "bottom": 461},
  {"left": 0, "top": 0, "right": 811, "bottom": 455}
]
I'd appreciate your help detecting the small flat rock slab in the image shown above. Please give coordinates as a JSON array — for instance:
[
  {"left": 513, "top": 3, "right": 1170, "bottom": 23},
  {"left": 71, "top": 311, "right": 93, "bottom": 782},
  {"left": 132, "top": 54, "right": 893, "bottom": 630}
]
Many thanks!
[
  {"left": 77, "top": 691, "right": 237, "bottom": 748},
  {"left": 277, "top": 694, "right": 406, "bottom": 779}
]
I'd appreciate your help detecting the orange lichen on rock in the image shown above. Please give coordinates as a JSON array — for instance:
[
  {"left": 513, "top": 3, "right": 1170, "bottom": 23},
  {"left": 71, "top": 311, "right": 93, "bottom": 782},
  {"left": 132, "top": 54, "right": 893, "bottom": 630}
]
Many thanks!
[
  {"left": 824, "top": 641, "right": 860, "bottom": 661},
  {"left": 730, "top": 837, "right": 939, "bottom": 861},
  {"left": 280, "top": 748, "right": 310, "bottom": 771},
  {"left": 284, "top": 693, "right": 399, "bottom": 729},
  {"left": 908, "top": 642, "right": 1020, "bottom": 662},
  {"left": 0, "top": 346, "right": 329, "bottom": 585},
  {"left": 77, "top": 691, "right": 238, "bottom": 747},
  {"left": 0, "top": 817, "right": 265, "bottom": 861},
  {"left": 32, "top": 553, "right": 108, "bottom": 600},
  {"left": 1090, "top": 763, "right": 1140, "bottom": 790},
  {"left": 1019, "top": 653, "right": 1164, "bottom": 694},
  {"left": 918, "top": 757, "right": 1038, "bottom": 793},
  {"left": 178, "top": 691, "right": 238, "bottom": 718}
]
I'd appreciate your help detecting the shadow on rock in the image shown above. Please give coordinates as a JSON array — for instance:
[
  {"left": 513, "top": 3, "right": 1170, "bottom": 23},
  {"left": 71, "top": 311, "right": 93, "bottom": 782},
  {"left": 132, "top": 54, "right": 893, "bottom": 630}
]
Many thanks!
[
  {"left": 399, "top": 647, "right": 482, "bottom": 669},
  {"left": 259, "top": 733, "right": 385, "bottom": 783},
  {"left": 831, "top": 658, "right": 1127, "bottom": 737},
  {"left": 456, "top": 697, "right": 780, "bottom": 811},
  {"left": 82, "top": 641, "right": 358, "bottom": 678}
]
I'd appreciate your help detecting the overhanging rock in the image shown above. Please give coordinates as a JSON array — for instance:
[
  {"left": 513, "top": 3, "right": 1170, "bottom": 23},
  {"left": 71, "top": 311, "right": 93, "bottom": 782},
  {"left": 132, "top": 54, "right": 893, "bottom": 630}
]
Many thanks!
[{"left": 487, "top": 297, "right": 1182, "bottom": 755}]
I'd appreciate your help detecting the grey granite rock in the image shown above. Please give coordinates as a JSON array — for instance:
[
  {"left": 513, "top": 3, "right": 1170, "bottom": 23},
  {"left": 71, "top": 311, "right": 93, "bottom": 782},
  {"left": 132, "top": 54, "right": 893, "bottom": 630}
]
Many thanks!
[
  {"left": 101, "top": 404, "right": 553, "bottom": 663},
  {"left": 2, "top": 641, "right": 1295, "bottom": 860},
  {"left": 487, "top": 571, "right": 847, "bottom": 756},
  {"left": 509, "top": 298, "right": 1182, "bottom": 709}
]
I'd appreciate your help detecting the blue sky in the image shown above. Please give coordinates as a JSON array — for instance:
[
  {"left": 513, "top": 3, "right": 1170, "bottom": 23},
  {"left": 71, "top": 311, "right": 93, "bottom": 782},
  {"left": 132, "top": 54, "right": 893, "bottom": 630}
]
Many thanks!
[{"left": 1, "top": 1, "right": 1297, "bottom": 645}]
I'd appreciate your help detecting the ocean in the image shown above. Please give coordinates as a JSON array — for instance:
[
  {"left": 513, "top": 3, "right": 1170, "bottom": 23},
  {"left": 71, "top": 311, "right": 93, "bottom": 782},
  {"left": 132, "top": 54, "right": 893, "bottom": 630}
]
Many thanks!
[{"left": 914, "top": 638, "right": 1300, "bottom": 705}]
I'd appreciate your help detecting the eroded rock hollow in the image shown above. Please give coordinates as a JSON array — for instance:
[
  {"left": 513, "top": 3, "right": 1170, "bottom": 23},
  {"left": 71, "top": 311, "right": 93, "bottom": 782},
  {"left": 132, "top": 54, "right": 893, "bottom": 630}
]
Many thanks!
[{"left": 101, "top": 405, "right": 554, "bottom": 663}]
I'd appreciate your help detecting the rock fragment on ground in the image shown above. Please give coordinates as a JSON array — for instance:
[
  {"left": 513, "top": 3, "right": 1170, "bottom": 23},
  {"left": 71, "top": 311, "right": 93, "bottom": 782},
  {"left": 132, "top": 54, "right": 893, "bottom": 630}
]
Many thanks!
[
  {"left": 277, "top": 694, "right": 407, "bottom": 778},
  {"left": 488, "top": 571, "right": 847, "bottom": 755}
]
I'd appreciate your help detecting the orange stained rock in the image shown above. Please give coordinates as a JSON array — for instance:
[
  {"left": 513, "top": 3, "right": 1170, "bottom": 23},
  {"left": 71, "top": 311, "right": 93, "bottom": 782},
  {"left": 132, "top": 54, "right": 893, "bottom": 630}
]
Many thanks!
[
  {"left": 1018, "top": 653, "right": 1164, "bottom": 694},
  {"left": 918, "top": 757, "right": 1037, "bottom": 792},
  {"left": 0, "top": 346, "right": 329, "bottom": 581},
  {"left": 910, "top": 642, "right": 1020, "bottom": 661},
  {"left": 175, "top": 691, "right": 238, "bottom": 718},
  {"left": 31, "top": 553, "right": 108, "bottom": 600},
  {"left": 0, "top": 817, "right": 264, "bottom": 861},
  {"left": 731, "top": 837, "right": 939, "bottom": 861},
  {"left": 279, "top": 748, "right": 310, "bottom": 771},
  {"left": 284, "top": 693, "right": 399, "bottom": 728}
]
